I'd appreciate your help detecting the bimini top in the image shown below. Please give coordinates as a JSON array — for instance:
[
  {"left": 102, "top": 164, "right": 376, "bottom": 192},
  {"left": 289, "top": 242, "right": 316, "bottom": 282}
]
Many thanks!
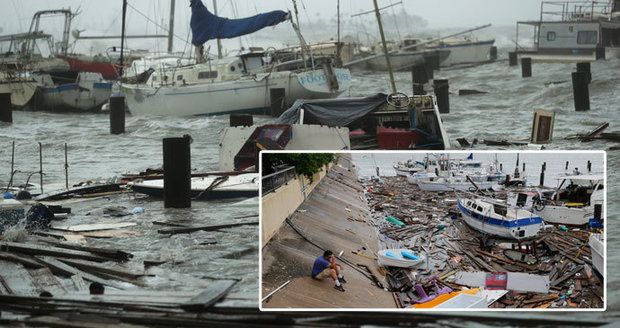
[
  {"left": 190, "top": 0, "right": 289, "bottom": 46},
  {"left": 558, "top": 174, "right": 604, "bottom": 184},
  {"left": 275, "top": 94, "right": 388, "bottom": 126}
]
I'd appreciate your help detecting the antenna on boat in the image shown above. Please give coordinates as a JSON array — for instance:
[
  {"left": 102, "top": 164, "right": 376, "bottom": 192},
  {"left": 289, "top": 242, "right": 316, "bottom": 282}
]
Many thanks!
[
  {"left": 213, "top": 0, "right": 223, "bottom": 59},
  {"left": 372, "top": 0, "right": 397, "bottom": 93}
]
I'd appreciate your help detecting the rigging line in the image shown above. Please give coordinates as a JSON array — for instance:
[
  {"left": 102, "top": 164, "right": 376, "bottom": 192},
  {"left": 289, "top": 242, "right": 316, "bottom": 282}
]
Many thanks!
[
  {"left": 389, "top": 0, "right": 402, "bottom": 41},
  {"left": 125, "top": 2, "right": 189, "bottom": 45}
]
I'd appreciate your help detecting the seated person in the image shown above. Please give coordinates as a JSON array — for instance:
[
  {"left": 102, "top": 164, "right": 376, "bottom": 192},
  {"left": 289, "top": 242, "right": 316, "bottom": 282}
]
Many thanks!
[{"left": 311, "top": 250, "right": 346, "bottom": 292}]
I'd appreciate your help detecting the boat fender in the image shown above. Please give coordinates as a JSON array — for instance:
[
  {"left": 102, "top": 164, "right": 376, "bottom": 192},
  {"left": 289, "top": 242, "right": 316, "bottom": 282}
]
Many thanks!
[{"left": 401, "top": 250, "right": 419, "bottom": 260}]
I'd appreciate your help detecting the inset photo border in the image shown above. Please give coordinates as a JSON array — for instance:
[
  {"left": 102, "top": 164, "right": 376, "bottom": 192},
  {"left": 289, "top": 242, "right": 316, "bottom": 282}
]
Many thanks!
[{"left": 259, "top": 150, "right": 606, "bottom": 312}]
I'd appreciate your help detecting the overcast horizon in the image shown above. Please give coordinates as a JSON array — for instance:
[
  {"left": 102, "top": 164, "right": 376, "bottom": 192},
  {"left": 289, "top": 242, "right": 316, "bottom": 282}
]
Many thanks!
[{"left": 1, "top": 0, "right": 549, "bottom": 55}]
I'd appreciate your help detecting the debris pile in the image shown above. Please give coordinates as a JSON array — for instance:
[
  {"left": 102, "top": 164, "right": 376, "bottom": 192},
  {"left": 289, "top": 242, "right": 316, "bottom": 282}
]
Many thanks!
[{"left": 363, "top": 176, "right": 604, "bottom": 309}]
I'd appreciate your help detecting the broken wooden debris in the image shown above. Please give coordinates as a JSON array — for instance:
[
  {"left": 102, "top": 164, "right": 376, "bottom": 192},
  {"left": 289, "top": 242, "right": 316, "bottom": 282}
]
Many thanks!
[
  {"left": 51, "top": 222, "right": 137, "bottom": 232},
  {"left": 458, "top": 89, "right": 487, "bottom": 96},
  {"left": 181, "top": 280, "right": 237, "bottom": 311},
  {"left": 34, "top": 256, "right": 127, "bottom": 290},
  {"left": 0, "top": 241, "right": 109, "bottom": 262},
  {"left": 157, "top": 220, "right": 258, "bottom": 235}
]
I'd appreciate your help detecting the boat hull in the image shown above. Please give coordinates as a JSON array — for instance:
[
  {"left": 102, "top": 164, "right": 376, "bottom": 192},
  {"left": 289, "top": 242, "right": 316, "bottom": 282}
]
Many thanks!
[
  {"left": 130, "top": 174, "right": 259, "bottom": 200},
  {"left": 33, "top": 82, "right": 112, "bottom": 112},
  {"left": 589, "top": 233, "right": 604, "bottom": 277},
  {"left": 0, "top": 78, "right": 38, "bottom": 107},
  {"left": 417, "top": 180, "right": 497, "bottom": 192},
  {"left": 534, "top": 205, "right": 592, "bottom": 225},
  {"left": 428, "top": 40, "right": 495, "bottom": 67},
  {"left": 377, "top": 249, "right": 425, "bottom": 268},
  {"left": 458, "top": 200, "right": 542, "bottom": 240},
  {"left": 122, "top": 68, "right": 351, "bottom": 117},
  {"left": 59, "top": 55, "right": 119, "bottom": 80}
]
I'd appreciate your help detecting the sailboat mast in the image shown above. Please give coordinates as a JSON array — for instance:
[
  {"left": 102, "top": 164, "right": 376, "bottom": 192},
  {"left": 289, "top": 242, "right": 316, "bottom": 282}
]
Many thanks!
[
  {"left": 213, "top": 0, "right": 223, "bottom": 59},
  {"left": 120, "top": 0, "right": 127, "bottom": 76},
  {"left": 167, "top": 0, "right": 175, "bottom": 53},
  {"left": 291, "top": 0, "right": 307, "bottom": 66},
  {"left": 373, "top": 0, "right": 397, "bottom": 93}
]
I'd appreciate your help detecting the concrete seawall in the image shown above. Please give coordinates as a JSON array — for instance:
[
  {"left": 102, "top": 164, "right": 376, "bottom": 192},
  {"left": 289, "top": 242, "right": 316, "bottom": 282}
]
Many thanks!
[
  {"left": 261, "top": 155, "right": 394, "bottom": 308},
  {"left": 261, "top": 164, "right": 331, "bottom": 248}
]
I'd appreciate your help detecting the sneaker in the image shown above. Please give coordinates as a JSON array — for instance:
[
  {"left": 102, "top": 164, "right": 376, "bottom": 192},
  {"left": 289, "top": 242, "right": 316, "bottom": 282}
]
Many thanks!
[
  {"left": 334, "top": 285, "right": 346, "bottom": 292},
  {"left": 338, "top": 276, "right": 347, "bottom": 284}
]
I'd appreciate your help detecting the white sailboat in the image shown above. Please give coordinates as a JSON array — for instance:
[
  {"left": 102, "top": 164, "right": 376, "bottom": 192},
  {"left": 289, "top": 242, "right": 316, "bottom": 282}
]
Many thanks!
[{"left": 121, "top": 0, "right": 351, "bottom": 117}]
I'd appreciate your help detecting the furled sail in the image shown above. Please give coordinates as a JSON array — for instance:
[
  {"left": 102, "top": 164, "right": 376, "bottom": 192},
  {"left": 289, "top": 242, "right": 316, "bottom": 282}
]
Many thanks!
[{"left": 190, "top": 0, "right": 289, "bottom": 46}]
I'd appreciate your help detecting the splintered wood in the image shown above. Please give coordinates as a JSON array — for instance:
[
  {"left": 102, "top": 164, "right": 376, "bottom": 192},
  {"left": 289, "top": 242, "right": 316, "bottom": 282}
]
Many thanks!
[{"left": 363, "top": 176, "right": 604, "bottom": 309}]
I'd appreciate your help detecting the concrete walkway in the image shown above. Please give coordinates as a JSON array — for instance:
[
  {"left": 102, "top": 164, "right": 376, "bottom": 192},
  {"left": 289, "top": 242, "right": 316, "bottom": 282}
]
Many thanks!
[{"left": 262, "top": 155, "right": 394, "bottom": 309}]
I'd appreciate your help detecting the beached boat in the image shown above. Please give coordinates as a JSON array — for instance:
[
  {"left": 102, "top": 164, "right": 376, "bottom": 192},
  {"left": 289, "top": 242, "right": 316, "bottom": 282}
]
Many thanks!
[
  {"left": 589, "top": 233, "right": 604, "bottom": 276},
  {"left": 457, "top": 197, "right": 544, "bottom": 240},
  {"left": 0, "top": 72, "right": 39, "bottom": 107},
  {"left": 32, "top": 72, "right": 113, "bottom": 112},
  {"left": 129, "top": 173, "right": 259, "bottom": 200},
  {"left": 508, "top": 175, "right": 604, "bottom": 226},
  {"left": 377, "top": 248, "right": 426, "bottom": 268}
]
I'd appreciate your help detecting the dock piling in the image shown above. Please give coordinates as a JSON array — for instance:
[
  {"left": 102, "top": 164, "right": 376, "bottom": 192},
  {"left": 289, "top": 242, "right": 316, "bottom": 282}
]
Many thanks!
[
  {"left": 229, "top": 114, "right": 253, "bottom": 127},
  {"left": 0, "top": 93, "right": 12, "bottom": 123},
  {"left": 539, "top": 163, "right": 545, "bottom": 186},
  {"left": 572, "top": 72, "right": 590, "bottom": 111},
  {"left": 433, "top": 79, "right": 450, "bottom": 113},
  {"left": 587, "top": 160, "right": 592, "bottom": 173},
  {"left": 576, "top": 62, "right": 591, "bottom": 84},
  {"left": 508, "top": 52, "right": 518, "bottom": 66},
  {"left": 109, "top": 96, "right": 126, "bottom": 134},
  {"left": 521, "top": 57, "right": 532, "bottom": 77},
  {"left": 412, "top": 65, "right": 428, "bottom": 95},
  {"left": 489, "top": 46, "right": 498, "bottom": 61},
  {"left": 163, "top": 136, "right": 192, "bottom": 208}
]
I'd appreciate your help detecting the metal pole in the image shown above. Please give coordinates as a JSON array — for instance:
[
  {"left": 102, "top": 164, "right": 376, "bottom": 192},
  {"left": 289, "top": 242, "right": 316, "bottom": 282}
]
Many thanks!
[
  {"left": 167, "top": 0, "right": 176, "bottom": 53},
  {"left": 373, "top": 0, "right": 397, "bottom": 93},
  {"left": 119, "top": 0, "right": 128, "bottom": 77},
  {"left": 64, "top": 143, "right": 69, "bottom": 189},
  {"left": 9, "top": 141, "right": 15, "bottom": 190},
  {"left": 38, "top": 142, "right": 43, "bottom": 194},
  {"left": 213, "top": 0, "right": 223, "bottom": 59}
]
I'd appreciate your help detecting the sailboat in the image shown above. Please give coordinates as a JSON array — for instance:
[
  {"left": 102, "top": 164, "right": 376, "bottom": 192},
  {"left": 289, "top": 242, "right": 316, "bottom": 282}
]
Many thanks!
[{"left": 121, "top": 0, "right": 351, "bottom": 117}]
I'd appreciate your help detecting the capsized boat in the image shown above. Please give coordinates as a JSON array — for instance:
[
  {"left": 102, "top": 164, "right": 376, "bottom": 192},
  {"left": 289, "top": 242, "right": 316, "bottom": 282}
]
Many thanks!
[
  {"left": 589, "top": 233, "right": 604, "bottom": 277},
  {"left": 377, "top": 248, "right": 426, "bottom": 268},
  {"left": 129, "top": 173, "right": 258, "bottom": 200},
  {"left": 425, "top": 37, "right": 495, "bottom": 67},
  {"left": 457, "top": 197, "right": 544, "bottom": 240}
]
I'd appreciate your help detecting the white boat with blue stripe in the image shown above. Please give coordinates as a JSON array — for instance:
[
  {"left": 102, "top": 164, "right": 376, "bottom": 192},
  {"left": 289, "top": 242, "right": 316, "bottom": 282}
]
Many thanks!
[{"left": 457, "top": 197, "right": 544, "bottom": 240}]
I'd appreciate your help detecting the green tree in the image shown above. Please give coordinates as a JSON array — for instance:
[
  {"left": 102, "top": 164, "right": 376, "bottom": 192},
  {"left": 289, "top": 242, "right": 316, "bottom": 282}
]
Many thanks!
[{"left": 262, "top": 153, "right": 335, "bottom": 180}]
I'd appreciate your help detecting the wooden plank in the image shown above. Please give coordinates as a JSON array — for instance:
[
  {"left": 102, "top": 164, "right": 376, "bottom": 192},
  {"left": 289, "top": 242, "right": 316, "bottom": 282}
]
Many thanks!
[
  {"left": 40, "top": 240, "right": 133, "bottom": 262},
  {"left": 181, "top": 280, "right": 236, "bottom": 311},
  {"left": 158, "top": 220, "right": 258, "bottom": 235},
  {"left": 0, "top": 242, "right": 108, "bottom": 262},
  {"left": 0, "top": 251, "right": 45, "bottom": 268},
  {"left": 35, "top": 256, "right": 127, "bottom": 290},
  {"left": 71, "top": 273, "right": 88, "bottom": 293},
  {"left": 57, "top": 258, "right": 144, "bottom": 279},
  {"left": 29, "top": 267, "right": 66, "bottom": 296},
  {"left": 0, "top": 261, "right": 39, "bottom": 296},
  {"left": 51, "top": 222, "right": 137, "bottom": 232}
]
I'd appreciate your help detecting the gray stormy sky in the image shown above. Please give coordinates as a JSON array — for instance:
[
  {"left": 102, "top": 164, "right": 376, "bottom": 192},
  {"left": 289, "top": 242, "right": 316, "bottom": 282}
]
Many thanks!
[{"left": 0, "top": 0, "right": 547, "bottom": 54}]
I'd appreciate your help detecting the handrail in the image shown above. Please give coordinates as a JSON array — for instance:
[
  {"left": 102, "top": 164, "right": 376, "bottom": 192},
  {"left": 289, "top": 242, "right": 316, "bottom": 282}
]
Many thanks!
[{"left": 261, "top": 166, "right": 296, "bottom": 195}]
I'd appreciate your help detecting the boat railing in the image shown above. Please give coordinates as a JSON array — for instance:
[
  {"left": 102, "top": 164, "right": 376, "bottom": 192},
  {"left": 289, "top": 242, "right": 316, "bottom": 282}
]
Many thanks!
[
  {"left": 539, "top": 1, "right": 614, "bottom": 22},
  {"left": 261, "top": 166, "right": 297, "bottom": 195}
]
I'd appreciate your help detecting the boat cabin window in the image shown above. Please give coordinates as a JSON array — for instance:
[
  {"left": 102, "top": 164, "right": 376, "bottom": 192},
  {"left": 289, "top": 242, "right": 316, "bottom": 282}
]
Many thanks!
[
  {"left": 176, "top": 75, "right": 183, "bottom": 81},
  {"left": 516, "top": 193, "right": 528, "bottom": 207},
  {"left": 577, "top": 31, "right": 598, "bottom": 44},
  {"left": 476, "top": 205, "right": 483, "bottom": 212},
  {"left": 198, "top": 71, "right": 218, "bottom": 79},
  {"left": 547, "top": 31, "right": 556, "bottom": 41},
  {"left": 493, "top": 204, "right": 507, "bottom": 216}
]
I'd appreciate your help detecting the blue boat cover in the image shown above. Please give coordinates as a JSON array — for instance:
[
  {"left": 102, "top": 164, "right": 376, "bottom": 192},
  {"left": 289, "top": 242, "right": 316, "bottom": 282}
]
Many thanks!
[{"left": 190, "top": 0, "right": 289, "bottom": 46}]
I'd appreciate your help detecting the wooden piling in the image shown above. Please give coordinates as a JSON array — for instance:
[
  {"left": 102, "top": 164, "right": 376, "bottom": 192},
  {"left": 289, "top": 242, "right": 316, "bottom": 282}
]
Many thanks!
[
  {"left": 109, "top": 96, "right": 126, "bottom": 134},
  {"left": 576, "top": 62, "right": 591, "bottom": 84},
  {"left": 489, "top": 46, "right": 498, "bottom": 61},
  {"left": 587, "top": 160, "right": 592, "bottom": 173},
  {"left": 229, "top": 114, "right": 253, "bottom": 127},
  {"left": 0, "top": 93, "right": 12, "bottom": 123},
  {"left": 163, "top": 136, "right": 191, "bottom": 208},
  {"left": 433, "top": 79, "right": 449, "bottom": 113},
  {"left": 521, "top": 57, "right": 532, "bottom": 77},
  {"left": 508, "top": 52, "right": 518, "bottom": 66},
  {"left": 572, "top": 72, "right": 590, "bottom": 111},
  {"left": 412, "top": 65, "right": 428, "bottom": 95}
]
